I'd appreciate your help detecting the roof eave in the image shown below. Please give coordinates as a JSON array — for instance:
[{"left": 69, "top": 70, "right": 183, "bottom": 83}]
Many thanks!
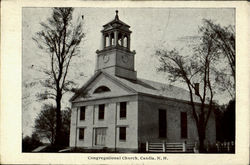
[
  {"left": 137, "top": 92, "right": 210, "bottom": 107},
  {"left": 69, "top": 71, "right": 137, "bottom": 102}
]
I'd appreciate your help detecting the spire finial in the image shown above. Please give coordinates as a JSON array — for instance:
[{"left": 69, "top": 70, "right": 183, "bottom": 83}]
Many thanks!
[{"left": 115, "top": 10, "right": 119, "bottom": 20}]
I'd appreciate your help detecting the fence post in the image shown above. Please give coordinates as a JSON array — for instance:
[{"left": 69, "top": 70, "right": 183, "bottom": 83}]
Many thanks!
[
  {"left": 183, "top": 141, "right": 186, "bottom": 152},
  {"left": 162, "top": 141, "right": 165, "bottom": 152},
  {"left": 227, "top": 142, "right": 230, "bottom": 152},
  {"left": 217, "top": 142, "right": 221, "bottom": 152},
  {"left": 146, "top": 141, "right": 149, "bottom": 152}
]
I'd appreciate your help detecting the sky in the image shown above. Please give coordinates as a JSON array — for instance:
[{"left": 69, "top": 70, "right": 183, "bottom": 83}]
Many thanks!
[{"left": 22, "top": 7, "right": 235, "bottom": 137}]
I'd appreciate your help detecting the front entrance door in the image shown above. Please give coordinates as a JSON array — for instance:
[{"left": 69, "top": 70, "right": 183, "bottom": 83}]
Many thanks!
[{"left": 94, "top": 128, "right": 107, "bottom": 146}]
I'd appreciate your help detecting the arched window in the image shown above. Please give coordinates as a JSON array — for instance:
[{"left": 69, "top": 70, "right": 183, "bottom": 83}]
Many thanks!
[
  {"left": 110, "top": 33, "right": 114, "bottom": 46},
  {"left": 118, "top": 33, "right": 122, "bottom": 46},
  {"left": 123, "top": 36, "right": 128, "bottom": 48},
  {"left": 105, "top": 35, "right": 109, "bottom": 47},
  {"left": 93, "top": 86, "right": 111, "bottom": 93}
]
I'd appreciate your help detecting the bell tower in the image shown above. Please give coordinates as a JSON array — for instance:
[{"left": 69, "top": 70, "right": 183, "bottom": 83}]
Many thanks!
[{"left": 95, "top": 10, "right": 137, "bottom": 80}]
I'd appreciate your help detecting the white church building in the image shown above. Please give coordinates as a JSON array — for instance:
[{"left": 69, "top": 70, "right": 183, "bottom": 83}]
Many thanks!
[{"left": 69, "top": 11, "right": 216, "bottom": 152}]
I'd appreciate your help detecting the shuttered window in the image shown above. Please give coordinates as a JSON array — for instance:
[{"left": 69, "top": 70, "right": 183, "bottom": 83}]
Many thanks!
[
  {"left": 79, "top": 128, "right": 85, "bottom": 140},
  {"left": 159, "top": 109, "right": 167, "bottom": 138},
  {"left": 98, "top": 104, "right": 105, "bottom": 120},
  {"left": 80, "top": 106, "right": 85, "bottom": 120},
  {"left": 181, "top": 112, "right": 188, "bottom": 138},
  {"left": 120, "top": 102, "right": 127, "bottom": 119},
  {"left": 119, "top": 127, "right": 126, "bottom": 141}
]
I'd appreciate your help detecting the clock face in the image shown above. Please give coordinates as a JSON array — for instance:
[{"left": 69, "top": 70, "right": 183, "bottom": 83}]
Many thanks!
[
  {"left": 122, "top": 55, "right": 128, "bottom": 63},
  {"left": 103, "top": 55, "right": 109, "bottom": 63}
]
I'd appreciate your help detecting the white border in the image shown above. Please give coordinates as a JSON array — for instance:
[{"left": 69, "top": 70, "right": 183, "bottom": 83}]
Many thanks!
[{"left": 1, "top": 1, "right": 249, "bottom": 164}]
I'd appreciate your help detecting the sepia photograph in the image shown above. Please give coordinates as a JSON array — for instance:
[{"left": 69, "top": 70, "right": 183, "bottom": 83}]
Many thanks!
[{"left": 22, "top": 7, "right": 236, "bottom": 154}]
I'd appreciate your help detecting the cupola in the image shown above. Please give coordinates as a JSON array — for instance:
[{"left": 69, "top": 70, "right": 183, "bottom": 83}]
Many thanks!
[{"left": 95, "top": 10, "right": 137, "bottom": 80}]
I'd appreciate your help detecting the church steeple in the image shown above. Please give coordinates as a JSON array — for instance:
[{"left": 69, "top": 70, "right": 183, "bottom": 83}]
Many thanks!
[
  {"left": 100, "top": 10, "right": 132, "bottom": 51},
  {"left": 96, "top": 11, "right": 137, "bottom": 80}
]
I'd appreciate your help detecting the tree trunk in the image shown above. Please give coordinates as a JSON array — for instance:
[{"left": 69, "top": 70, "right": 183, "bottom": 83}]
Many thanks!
[
  {"left": 54, "top": 94, "right": 62, "bottom": 146},
  {"left": 198, "top": 125, "right": 206, "bottom": 153}
]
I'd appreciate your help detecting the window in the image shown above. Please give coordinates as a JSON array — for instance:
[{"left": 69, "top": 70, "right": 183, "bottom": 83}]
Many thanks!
[
  {"left": 159, "top": 109, "right": 167, "bottom": 138},
  {"left": 98, "top": 104, "right": 105, "bottom": 120},
  {"left": 80, "top": 106, "right": 85, "bottom": 120},
  {"left": 93, "top": 86, "right": 111, "bottom": 93},
  {"left": 79, "top": 128, "right": 85, "bottom": 140},
  {"left": 181, "top": 112, "right": 188, "bottom": 138},
  {"left": 105, "top": 35, "right": 109, "bottom": 47},
  {"left": 118, "top": 33, "right": 122, "bottom": 46},
  {"left": 119, "top": 127, "right": 126, "bottom": 141},
  {"left": 111, "top": 33, "right": 114, "bottom": 46},
  {"left": 120, "top": 102, "right": 127, "bottom": 119},
  {"left": 123, "top": 36, "right": 128, "bottom": 47}
]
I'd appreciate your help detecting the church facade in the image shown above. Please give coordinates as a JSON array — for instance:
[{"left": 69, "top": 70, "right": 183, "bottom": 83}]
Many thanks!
[{"left": 69, "top": 11, "right": 216, "bottom": 152}]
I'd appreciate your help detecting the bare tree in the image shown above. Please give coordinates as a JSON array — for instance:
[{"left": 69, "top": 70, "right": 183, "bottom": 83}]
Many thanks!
[
  {"left": 155, "top": 25, "right": 221, "bottom": 152},
  {"left": 33, "top": 8, "right": 85, "bottom": 145},
  {"left": 199, "top": 19, "right": 235, "bottom": 99},
  {"left": 200, "top": 19, "right": 235, "bottom": 81}
]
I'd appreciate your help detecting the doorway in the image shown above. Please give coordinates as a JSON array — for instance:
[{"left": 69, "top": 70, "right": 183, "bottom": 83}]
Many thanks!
[{"left": 94, "top": 128, "right": 107, "bottom": 146}]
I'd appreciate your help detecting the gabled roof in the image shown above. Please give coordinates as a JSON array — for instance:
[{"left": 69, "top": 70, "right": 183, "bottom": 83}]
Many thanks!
[
  {"left": 70, "top": 71, "right": 136, "bottom": 102},
  {"left": 103, "top": 19, "right": 130, "bottom": 28},
  {"left": 114, "top": 75, "right": 201, "bottom": 103},
  {"left": 70, "top": 71, "right": 201, "bottom": 103}
]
